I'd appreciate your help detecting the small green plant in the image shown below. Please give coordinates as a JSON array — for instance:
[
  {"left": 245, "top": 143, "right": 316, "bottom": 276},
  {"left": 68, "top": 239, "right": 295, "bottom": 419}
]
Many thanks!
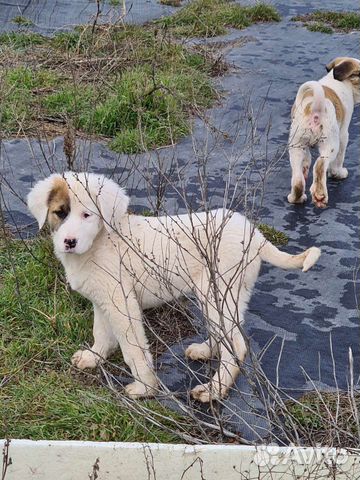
[
  {"left": 160, "top": 0, "right": 182, "bottom": 6},
  {"left": 258, "top": 223, "right": 289, "bottom": 246},
  {"left": 12, "top": 15, "right": 33, "bottom": 26},
  {"left": 159, "top": 0, "right": 281, "bottom": 37},
  {"left": 292, "top": 10, "right": 360, "bottom": 34},
  {"left": 307, "top": 22, "right": 333, "bottom": 34}
]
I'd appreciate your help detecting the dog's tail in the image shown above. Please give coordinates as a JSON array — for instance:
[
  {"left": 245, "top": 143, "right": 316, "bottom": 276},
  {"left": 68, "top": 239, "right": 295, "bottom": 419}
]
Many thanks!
[
  {"left": 295, "top": 80, "right": 325, "bottom": 131},
  {"left": 257, "top": 234, "right": 321, "bottom": 273}
]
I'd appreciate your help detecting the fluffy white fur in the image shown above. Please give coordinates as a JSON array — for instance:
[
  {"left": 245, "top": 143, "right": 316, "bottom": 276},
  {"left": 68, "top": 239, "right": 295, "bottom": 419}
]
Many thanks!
[
  {"left": 28, "top": 172, "right": 321, "bottom": 402},
  {"left": 288, "top": 57, "right": 360, "bottom": 208}
]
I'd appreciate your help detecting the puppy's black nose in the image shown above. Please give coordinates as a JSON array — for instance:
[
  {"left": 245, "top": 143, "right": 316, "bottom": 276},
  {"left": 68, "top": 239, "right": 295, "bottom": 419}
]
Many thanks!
[{"left": 64, "top": 238, "right": 77, "bottom": 249}]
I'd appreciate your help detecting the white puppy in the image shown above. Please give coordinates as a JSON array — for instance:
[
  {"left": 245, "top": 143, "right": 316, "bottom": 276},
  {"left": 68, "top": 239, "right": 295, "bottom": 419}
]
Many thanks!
[
  {"left": 28, "top": 172, "right": 321, "bottom": 402},
  {"left": 288, "top": 57, "right": 360, "bottom": 208}
]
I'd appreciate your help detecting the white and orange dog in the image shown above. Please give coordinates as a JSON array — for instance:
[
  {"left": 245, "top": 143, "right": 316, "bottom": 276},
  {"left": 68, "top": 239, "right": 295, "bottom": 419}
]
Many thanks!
[
  {"left": 28, "top": 172, "right": 321, "bottom": 402},
  {"left": 288, "top": 57, "right": 360, "bottom": 208}
]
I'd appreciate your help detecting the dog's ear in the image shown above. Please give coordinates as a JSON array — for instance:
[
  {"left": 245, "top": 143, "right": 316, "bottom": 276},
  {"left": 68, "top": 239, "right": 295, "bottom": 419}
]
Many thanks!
[
  {"left": 27, "top": 174, "right": 62, "bottom": 229},
  {"left": 95, "top": 176, "right": 129, "bottom": 232},
  {"left": 333, "top": 60, "right": 359, "bottom": 81},
  {"left": 326, "top": 57, "right": 360, "bottom": 80},
  {"left": 326, "top": 58, "right": 338, "bottom": 72}
]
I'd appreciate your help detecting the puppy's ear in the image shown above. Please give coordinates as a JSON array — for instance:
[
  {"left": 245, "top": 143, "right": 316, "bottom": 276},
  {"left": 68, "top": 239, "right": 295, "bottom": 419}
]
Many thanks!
[
  {"left": 326, "top": 59, "right": 336, "bottom": 72},
  {"left": 27, "top": 174, "right": 62, "bottom": 229},
  {"left": 96, "top": 176, "right": 129, "bottom": 232},
  {"left": 333, "top": 60, "right": 358, "bottom": 81}
]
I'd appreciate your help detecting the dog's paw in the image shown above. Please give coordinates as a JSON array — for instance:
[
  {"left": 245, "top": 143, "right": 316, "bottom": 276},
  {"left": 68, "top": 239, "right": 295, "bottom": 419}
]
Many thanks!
[
  {"left": 185, "top": 342, "right": 212, "bottom": 361},
  {"left": 71, "top": 349, "right": 98, "bottom": 370},
  {"left": 329, "top": 167, "right": 348, "bottom": 180},
  {"left": 191, "top": 383, "right": 227, "bottom": 403},
  {"left": 311, "top": 192, "right": 328, "bottom": 209},
  {"left": 125, "top": 381, "right": 157, "bottom": 399},
  {"left": 287, "top": 192, "right": 307, "bottom": 204},
  {"left": 191, "top": 384, "right": 212, "bottom": 403}
]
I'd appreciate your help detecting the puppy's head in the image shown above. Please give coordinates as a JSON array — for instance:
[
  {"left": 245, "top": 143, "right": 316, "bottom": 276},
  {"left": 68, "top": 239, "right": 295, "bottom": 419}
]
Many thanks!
[
  {"left": 27, "top": 172, "right": 129, "bottom": 255},
  {"left": 326, "top": 57, "right": 360, "bottom": 102}
]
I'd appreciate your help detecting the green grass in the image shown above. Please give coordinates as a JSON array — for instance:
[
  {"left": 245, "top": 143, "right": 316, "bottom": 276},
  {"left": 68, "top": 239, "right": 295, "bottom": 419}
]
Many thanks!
[
  {"left": 12, "top": 15, "right": 33, "bottom": 26},
  {"left": 286, "top": 391, "right": 360, "bottom": 447},
  {"left": 0, "top": 4, "right": 279, "bottom": 152},
  {"left": 0, "top": 25, "right": 216, "bottom": 152},
  {"left": 0, "top": 236, "right": 183, "bottom": 442},
  {"left": 292, "top": 10, "right": 360, "bottom": 34},
  {"left": 258, "top": 223, "right": 289, "bottom": 246},
  {"left": 0, "top": 32, "right": 45, "bottom": 48},
  {"left": 0, "top": 67, "right": 60, "bottom": 134},
  {"left": 159, "top": 0, "right": 281, "bottom": 37}
]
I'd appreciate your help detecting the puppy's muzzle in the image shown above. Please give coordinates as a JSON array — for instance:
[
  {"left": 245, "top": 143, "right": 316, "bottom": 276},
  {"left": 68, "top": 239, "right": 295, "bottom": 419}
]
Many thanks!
[{"left": 64, "top": 238, "right": 77, "bottom": 250}]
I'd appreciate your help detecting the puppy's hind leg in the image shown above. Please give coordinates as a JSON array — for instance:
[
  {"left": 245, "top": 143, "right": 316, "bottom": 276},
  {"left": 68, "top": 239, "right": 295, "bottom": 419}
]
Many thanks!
[
  {"left": 190, "top": 290, "right": 246, "bottom": 403},
  {"left": 288, "top": 147, "right": 308, "bottom": 204},
  {"left": 310, "top": 139, "right": 339, "bottom": 208},
  {"left": 329, "top": 130, "right": 349, "bottom": 180},
  {"left": 302, "top": 147, "right": 311, "bottom": 181}
]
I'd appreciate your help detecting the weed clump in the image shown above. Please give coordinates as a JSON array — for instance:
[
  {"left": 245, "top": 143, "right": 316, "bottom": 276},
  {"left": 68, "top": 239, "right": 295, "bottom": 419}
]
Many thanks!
[
  {"left": 292, "top": 10, "right": 360, "bottom": 34},
  {"left": 258, "top": 223, "right": 289, "bottom": 246},
  {"left": 160, "top": 0, "right": 281, "bottom": 37}
]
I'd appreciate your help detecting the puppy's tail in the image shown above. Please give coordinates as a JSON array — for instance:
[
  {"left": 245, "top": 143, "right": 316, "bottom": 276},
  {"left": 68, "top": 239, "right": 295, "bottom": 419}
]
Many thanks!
[
  {"left": 257, "top": 236, "right": 321, "bottom": 272},
  {"left": 296, "top": 81, "right": 325, "bottom": 131}
]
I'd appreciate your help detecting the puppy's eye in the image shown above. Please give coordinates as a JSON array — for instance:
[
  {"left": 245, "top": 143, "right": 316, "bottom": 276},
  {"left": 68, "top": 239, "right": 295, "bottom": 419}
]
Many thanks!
[
  {"left": 83, "top": 212, "right": 91, "bottom": 219},
  {"left": 54, "top": 210, "right": 67, "bottom": 220}
]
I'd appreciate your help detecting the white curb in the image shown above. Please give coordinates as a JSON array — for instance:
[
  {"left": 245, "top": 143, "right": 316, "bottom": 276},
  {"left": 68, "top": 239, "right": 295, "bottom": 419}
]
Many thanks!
[{"left": 2, "top": 439, "right": 360, "bottom": 479}]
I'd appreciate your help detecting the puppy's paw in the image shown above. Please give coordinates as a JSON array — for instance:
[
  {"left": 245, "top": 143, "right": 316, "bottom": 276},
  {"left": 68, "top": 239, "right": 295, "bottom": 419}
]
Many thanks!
[
  {"left": 311, "top": 192, "right": 328, "bottom": 209},
  {"left": 125, "top": 381, "right": 157, "bottom": 399},
  {"left": 71, "top": 349, "right": 98, "bottom": 370},
  {"left": 287, "top": 192, "right": 307, "bottom": 204},
  {"left": 329, "top": 167, "right": 348, "bottom": 180},
  {"left": 191, "top": 383, "right": 227, "bottom": 403},
  {"left": 185, "top": 342, "right": 211, "bottom": 361}
]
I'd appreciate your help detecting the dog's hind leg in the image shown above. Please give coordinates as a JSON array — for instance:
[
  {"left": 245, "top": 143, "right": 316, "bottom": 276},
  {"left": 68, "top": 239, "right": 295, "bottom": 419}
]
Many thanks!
[
  {"left": 190, "top": 285, "right": 247, "bottom": 403},
  {"left": 302, "top": 147, "right": 311, "bottom": 181},
  {"left": 329, "top": 129, "right": 349, "bottom": 180},
  {"left": 310, "top": 138, "right": 339, "bottom": 208},
  {"left": 288, "top": 147, "right": 308, "bottom": 204}
]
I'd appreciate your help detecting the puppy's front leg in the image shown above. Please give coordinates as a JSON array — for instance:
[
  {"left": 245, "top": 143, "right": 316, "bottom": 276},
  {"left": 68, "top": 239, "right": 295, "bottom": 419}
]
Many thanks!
[
  {"left": 104, "top": 290, "right": 158, "bottom": 398},
  {"left": 72, "top": 304, "right": 118, "bottom": 370}
]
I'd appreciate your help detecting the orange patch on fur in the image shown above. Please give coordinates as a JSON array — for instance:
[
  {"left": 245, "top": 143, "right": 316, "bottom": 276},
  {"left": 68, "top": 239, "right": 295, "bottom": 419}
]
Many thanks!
[
  {"left": 304, "top": 103, "right": 312, "bottom": 116},
  {"left": 293, "top": 182, "right": 304, "bottom": 202},
  {"left": 323, "top": 86, "right": 345, "bottom": 124},
  {"left": 314, "top": 158, "right": 325, "bottom": 197},
  {"left": 300, "top": 86, "right": 345, "bottom": 124},
  {"left": 47, "top": 178, "right": 70, "bottom": 231}
]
